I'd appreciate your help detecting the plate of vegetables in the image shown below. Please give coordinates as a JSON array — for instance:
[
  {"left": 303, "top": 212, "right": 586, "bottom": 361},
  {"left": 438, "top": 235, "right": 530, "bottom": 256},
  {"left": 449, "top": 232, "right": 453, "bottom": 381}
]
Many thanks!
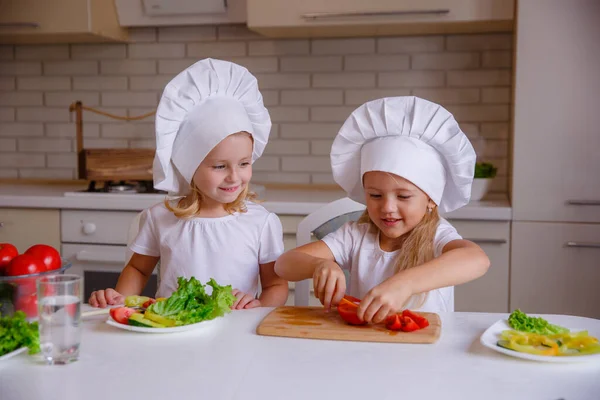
[
  {"left": 480, "top": 310, "right": 600, "bottom": 362},
  {"left": 106, "top": 276, "right": 236, "bottom": 333}
]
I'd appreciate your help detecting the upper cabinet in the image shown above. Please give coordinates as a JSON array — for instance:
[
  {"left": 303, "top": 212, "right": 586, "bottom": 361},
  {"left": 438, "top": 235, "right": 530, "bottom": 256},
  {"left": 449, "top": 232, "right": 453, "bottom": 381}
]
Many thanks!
[
  {"left": 247, "top": 0, "right": 514, "bottom": 38},
  {"left": 0, "top": 0, "right": 127, "bottom": 44}
]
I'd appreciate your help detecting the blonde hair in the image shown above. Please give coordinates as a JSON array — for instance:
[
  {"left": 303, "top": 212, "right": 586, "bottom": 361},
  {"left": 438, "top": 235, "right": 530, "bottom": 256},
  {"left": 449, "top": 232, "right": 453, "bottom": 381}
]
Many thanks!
[{"left": 358, "top": 206, "right": 440, "bottom": 309}]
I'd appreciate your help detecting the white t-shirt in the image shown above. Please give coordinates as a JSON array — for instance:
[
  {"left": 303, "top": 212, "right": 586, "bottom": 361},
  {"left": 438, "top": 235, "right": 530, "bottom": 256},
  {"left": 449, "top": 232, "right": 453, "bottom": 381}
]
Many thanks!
[
  {"left": 321, "top": 218, "right": 462, "bottom": 312},
  {"left": 130, "top": 201, "right": 284, "bottom": 298}
]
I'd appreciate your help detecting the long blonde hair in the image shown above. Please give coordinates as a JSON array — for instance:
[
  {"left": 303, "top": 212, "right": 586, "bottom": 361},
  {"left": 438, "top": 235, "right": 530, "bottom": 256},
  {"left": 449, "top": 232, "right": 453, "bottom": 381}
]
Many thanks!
[{"left": 358, "top": 206, "right": 440, "bottom": 308}]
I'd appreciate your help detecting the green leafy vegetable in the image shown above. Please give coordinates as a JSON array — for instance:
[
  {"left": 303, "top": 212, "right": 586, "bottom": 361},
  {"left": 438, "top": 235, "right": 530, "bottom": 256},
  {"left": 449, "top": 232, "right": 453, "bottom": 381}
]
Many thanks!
[
  {"left": 147, "top": 277, "right": 236, "bottom": 326},
  {"left": 508, "top": 309, "right": 569, "bottom": 335},
  {"left": 0, "top": 310, "right": 40, "bottom": 356},
  {"left": 474, "top": 162, "right": 497, "bottom": 178}
]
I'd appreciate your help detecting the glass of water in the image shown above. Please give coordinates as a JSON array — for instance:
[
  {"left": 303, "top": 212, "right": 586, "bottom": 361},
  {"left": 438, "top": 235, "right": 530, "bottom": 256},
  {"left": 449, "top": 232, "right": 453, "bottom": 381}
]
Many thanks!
[{"left": 37, "top": 274, "right": 83, "bottom": 365}]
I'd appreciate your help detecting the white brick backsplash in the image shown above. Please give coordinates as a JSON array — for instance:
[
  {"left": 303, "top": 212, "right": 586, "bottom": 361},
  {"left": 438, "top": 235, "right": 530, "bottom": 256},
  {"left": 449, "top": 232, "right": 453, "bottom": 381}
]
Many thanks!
[
  {"left": 71, "top": 44, "right": 127, "bottom": 59},
  {"left": 482, "top": 88, "right": 511, "bottom": 104},
  {"left": 0, "top": 77, "right": 15, "bottom": 90},
  {"left": 345, "top": 89, "right": 411, "bottom": 105},
  {"left": 18, "top": 138, "right": 72, "bottom": 152},
  {"left": 102, "top": 123, "right": 154, "bottom": 139},
  {"left": 312, "top": 39, "right": 375, "bottom": 55},
  {"left": 252, "top": 172, "right": 311, "bottom": 184},
  {"left": 0, "top": 108, "right": 14, "bottom": 121},
  {"left": 44, "top": 61, "right": 98, "bottom": 76},
  {"left": 0, "top": 123, "right": 43, "bottom": 137},
  {"left": 412, "top": 53, "right": 480, "bottom": 70},
  {"left": 101, "top": 60, "right": 156, "bottom": 75},
  {"left": 18, "top": 77, "right": 71, "bottom": 91},
  {"left": 345, "top": 55, "right": 409, "bottom": 71},
  {"left": 0, "top": 46, "right": 14, "bottom": 60},
  {"left": 158, "top": 26, "right": 216, "bottom": 42},
  {"left": 311, "top": 173, "right": 336, "bottom": 184},
  {"left": 249, "top": 40, "right": 309, "bottom": 56},
  {"left": 129, "top": 76, "right": 172, "bottom": 91},
  {"left": 217, "top": 25, "right": 263, "bottom": 41},
  {"left": 83, "top": 139, "right": 129, "bottom": 149},
  {"left": 19, "top": 168, "right": 74, "bottom": 179},
  {"left": 253, "top": 156, "right": 280, "bottom": 171},
  {"left": 282, "top": 156, "right": 330, "bottom": 172},
  {"left": 129, "top": 43, "right": 185, "bottom": 59},
  {"left": 264, "top": 140, "right": 309, "bottom": 155},
  {"left": 490, "top": 176, "right": 507, "bottom": 193},
  {"left": 269, "top": 107, "right": 309, "bottom": 122},
  {"left": 445, "top": 105, "right": 510, "bottom": 122},
  {"left": 313, "top": 73, "right": 375, "bottom": 88},
  {"left": 482, "top": 139, "right": 509, "bottom": 158},
  {"left": 128, "top": 28, "right": 157, "bottom": 43},
  {"left": 446, "top": 34, "right": 512, "bottom": 51},
  {"left": 0, "top": 169, "right": 17, "bottom": 178},
  {"left": 0, "top": 138, "right": 16, "bottom": 152},
  {"left": 16, "top": 45, "right": 69, "bottom": 60},
  {"left": 447, "top": 70, "right": 511, "bottom": 87},
  {"left": 261, "top": 90, "right": 278, "bottom": 106},
  {"left": 310, "top": 140, "right": 333, "bottom": 155},
  {"left": 480, "top": 122, "right": 509, "bottom": 139},
  {"left": 0, "top": 153, "right": 44, "bottom": 167},
  {"left": 0, "top": 62, "right": 41, "bottom": 76},
  {"left": 46, "top": 123, "right": 99, "bottom": 138},
  {"left": 45, "top": 92, "right": 100, "bottom": 107},
  {"left": 75, "top": 107, "right": 127, "bottom": 123},
  {"left": 379, "top": 71, "right": 445, "bottom": 87},
  {"left": 253, "top": 73, "right": 310, "bottom": 89},
  {"left": 129, "top": 139, "right": 155, "bottom": 149},
  {"left": 310, "top": 106, "right": 355, "bottom": 122},
  {"left": 158, "top": 59, "right": 195, "bottom": 75},
  {"left": 412, "top": 88, "right": 480, "bottom": 104},
  {"left": 226, "top": 57, "right": 278, "bottom": 73},
  {"left": 17, "top": 107, "right": 69, "bottom": 122},
  {"left": 187, "top": 42, "right": 246, "bottom": 57},
  {"left": 281, "top": 90, "right": 343, "bottom": 106},
  {"left": 0, "top": 92, "right": 43, "bottom": 106},
  {"left": 459, "top": 123, "right": 480, "bottom": 139},
  {"left": 280, "top": 123, "right": 338, "bottom": 139},
  {"left": 270, "top": 123, "right": 280, "bottom": 138},
  {"left": 378, "top": 36, "right": 444, "bottom": 53},
  {"left": 101, "top": 92, "right": 158, "bottom": 107},
  {"left": 46, "top": 153, "right": 77, "bottom": 168},
  {"left": 73, "top": 76, "right": 126, "bottom": 91},
  {"left": 281, "top": 56, "right": 342, "bottom": 72},
  {"left": 482, "top": 51, "right": 512, "bottom": 68}
]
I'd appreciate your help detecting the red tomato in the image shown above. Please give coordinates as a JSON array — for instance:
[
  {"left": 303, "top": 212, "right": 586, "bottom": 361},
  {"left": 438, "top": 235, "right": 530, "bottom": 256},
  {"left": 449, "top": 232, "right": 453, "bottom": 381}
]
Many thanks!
[
  {"left": 337, "top": 303, "right": 367, "bottom": 326},
  {"left": 15, "top": 293, "right": 38, "bottom": 318},
  {"left": 109, "top": 307, "right": 138, "bottom": 325},
  {"left": 25, "top": 244, "right": 61, "bottom": 271},
  {"left": 14, "top": 278, "right": 37, "bottom": 297},
  {"left": 142, "top": 298, "right": 156, "bottom": 309},
  {"left": 0, "top": 243, "right": 18, "bottom": 271},
  {"left": 6, "top": 254, "right": 46, "bottom": 276}
]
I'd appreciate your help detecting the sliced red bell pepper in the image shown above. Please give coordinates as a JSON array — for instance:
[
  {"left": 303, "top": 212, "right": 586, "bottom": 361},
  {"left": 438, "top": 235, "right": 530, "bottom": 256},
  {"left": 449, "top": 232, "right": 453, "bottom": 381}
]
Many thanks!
[
  {"left": 385, "top": 314, "right": 402, "bottom": 330},
  {"left": 385, "top": 314, "right": 421, "bottom": 332},
  {"left": 343, "top": 295, "right": 362, "bottom": 304},
  {"left": 337, "top": 303, "right": 367, "bottom": 325},
  {"left": 402, "top": 310, "right": 429, "bottom": 329},
  {"left": 399, "top": 316, "right": 420, "bottom": 332}
]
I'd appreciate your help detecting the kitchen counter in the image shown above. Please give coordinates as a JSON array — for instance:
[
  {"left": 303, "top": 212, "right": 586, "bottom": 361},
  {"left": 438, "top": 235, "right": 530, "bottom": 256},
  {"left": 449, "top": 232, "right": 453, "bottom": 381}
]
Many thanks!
[
  {"left": 1, "top": 307, "right": 598, "bottom": 400},
  {"left": 0, "top": 183, "right": 512, "bottom": 219}
]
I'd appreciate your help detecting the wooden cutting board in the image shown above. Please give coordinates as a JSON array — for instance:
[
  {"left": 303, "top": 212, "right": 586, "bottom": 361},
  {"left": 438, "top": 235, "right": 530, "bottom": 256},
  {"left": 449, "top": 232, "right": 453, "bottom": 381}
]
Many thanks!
[{"left": 256, "top": 306, "right": 441, "bottom": 344}]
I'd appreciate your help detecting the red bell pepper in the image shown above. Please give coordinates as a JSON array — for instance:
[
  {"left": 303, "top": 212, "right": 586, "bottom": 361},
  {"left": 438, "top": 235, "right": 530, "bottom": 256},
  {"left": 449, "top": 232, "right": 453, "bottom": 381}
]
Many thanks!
[
  {"left": 402, "top": 310, "right": 429, "bottom": 329},
  {"left": 385, "top": 312, "right": 426, "bottom": 332}
]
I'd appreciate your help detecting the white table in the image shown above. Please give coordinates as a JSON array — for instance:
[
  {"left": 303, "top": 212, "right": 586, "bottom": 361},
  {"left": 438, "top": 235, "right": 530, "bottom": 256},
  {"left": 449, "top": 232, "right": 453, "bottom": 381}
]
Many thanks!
[{"left": 1, "top": 308, "right": 599, "bottom": 400}]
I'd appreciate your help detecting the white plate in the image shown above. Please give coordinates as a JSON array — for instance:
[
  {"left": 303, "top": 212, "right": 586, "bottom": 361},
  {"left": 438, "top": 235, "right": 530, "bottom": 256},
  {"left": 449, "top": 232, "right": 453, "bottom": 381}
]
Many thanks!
[
  {"left": 480, "top": 319, "right": 600, "bottom": 363},
  {"left": 105, "top": 316, "right": 219, "bottom": 333},
  {"left": 0, "top": 347, "right": 27, "bottom": 362}
]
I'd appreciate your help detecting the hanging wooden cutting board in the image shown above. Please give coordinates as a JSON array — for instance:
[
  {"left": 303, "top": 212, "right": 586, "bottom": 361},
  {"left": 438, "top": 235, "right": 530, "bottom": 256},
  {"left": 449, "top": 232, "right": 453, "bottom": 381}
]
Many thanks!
[{"left": 256, "top": 306, "right": 441, "bottom": 344}]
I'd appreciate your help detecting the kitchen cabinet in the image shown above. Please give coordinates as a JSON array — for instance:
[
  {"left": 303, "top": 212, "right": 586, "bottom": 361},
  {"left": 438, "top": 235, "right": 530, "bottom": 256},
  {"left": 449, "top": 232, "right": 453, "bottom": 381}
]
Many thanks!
[
  {"left": 511, "top": 222, "right": 600, "bottom": 319},
  {"left": 0, "top": 208, "right": 60, "bottom": 253},
  {"left": 0, "top": 0, "right": 127, "bottom": 44},
  {"left": 247, "top": 0, "right": 514, "bottom": 38}
]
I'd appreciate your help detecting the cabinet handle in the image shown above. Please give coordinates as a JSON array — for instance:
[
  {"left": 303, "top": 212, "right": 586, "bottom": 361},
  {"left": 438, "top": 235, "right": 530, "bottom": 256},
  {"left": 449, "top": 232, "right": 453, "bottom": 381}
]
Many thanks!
[
  {"left": 565, "top": 242, "right": 600, "bottom": 249},
  {"left": 567, "top": 200, "right": 600, "bottom": 206},
  {"left": 302, "top": 9, "right": 450, "bottom": 20},
  {"left": 0, "top": 22, "right": 40, "bottom": 28},
  {"left": 466, "top": 238, "right": 507, "bottom": 245}
]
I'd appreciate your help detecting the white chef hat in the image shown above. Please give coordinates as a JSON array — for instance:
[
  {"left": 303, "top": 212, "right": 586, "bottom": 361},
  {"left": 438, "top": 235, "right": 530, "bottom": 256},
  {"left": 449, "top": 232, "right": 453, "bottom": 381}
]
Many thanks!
[
  {"left": 331, "top": 96, "right": 476, "bottom": 213},
  {"left": 153, "top": 58, "right": 272, "bottom": 195}
]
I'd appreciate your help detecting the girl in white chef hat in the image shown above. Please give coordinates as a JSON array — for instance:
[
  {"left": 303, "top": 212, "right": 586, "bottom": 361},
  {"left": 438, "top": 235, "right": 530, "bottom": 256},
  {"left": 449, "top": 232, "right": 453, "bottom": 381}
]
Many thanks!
[
  {"left": 89, "top": 59, "right": 288, "bottom": 309},
  {"left": 275, "top": 96, "right": 490, "bottom": 322}
]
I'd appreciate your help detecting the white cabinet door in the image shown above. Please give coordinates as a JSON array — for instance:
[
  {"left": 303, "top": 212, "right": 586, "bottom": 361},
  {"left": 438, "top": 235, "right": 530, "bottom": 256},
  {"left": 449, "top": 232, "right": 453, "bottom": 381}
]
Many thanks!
[
  {"left": 512, "top": 0, "right": 600, "bottom": 223},
  {"left": 511, "top": 222, "right": 600, "bottom": 319},
  {"left": 0, "top": 208, "right": 60, "bottom": 253}
]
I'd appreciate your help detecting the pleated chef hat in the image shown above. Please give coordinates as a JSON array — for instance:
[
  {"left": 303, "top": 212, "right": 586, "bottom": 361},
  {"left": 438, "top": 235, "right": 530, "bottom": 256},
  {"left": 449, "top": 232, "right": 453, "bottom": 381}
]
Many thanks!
[
  {"left": 153, "top": 58, "right": 272, "bottom": 196},
  {"left": 331, "top": 96, "right": 476, "bottom": 213}
]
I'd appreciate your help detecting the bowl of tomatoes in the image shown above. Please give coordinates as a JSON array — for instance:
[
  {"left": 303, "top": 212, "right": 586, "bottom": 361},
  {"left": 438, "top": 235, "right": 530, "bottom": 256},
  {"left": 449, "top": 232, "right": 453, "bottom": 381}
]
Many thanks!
[{"left": 0, "top": 243, "right": 72, "bottom": 319}]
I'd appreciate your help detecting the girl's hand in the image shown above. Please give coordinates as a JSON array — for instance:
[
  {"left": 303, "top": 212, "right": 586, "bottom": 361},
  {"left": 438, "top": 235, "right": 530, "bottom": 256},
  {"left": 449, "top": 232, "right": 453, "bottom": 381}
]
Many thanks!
[
  {"left": 89, "top": 288, "right": 125, "bottom": 308},
  {"left": 313, "top": 260, "right": 346, "bottom": 311},
  {"left": 357, "top": 278, "right": 413, "bottom": 323},
  {"left": 232, "top": 289, "right": 261, "bottom": 309}
]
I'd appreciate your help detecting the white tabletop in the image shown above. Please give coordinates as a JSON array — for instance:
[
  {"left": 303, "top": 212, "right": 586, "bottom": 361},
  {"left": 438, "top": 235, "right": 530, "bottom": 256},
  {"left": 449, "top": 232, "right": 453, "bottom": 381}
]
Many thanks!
[{"left": 2, "top": 308, "right": 599, "bottom": 400}]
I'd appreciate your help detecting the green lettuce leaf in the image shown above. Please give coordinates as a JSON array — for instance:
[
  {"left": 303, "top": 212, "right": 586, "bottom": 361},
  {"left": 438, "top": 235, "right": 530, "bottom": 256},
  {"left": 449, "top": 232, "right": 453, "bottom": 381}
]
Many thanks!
[
  {"left": 508, "top": 309, "right": 569, "bottom": 335},
  {"left": 0, "top": 310, "right": 40, "bottom": 356}
]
